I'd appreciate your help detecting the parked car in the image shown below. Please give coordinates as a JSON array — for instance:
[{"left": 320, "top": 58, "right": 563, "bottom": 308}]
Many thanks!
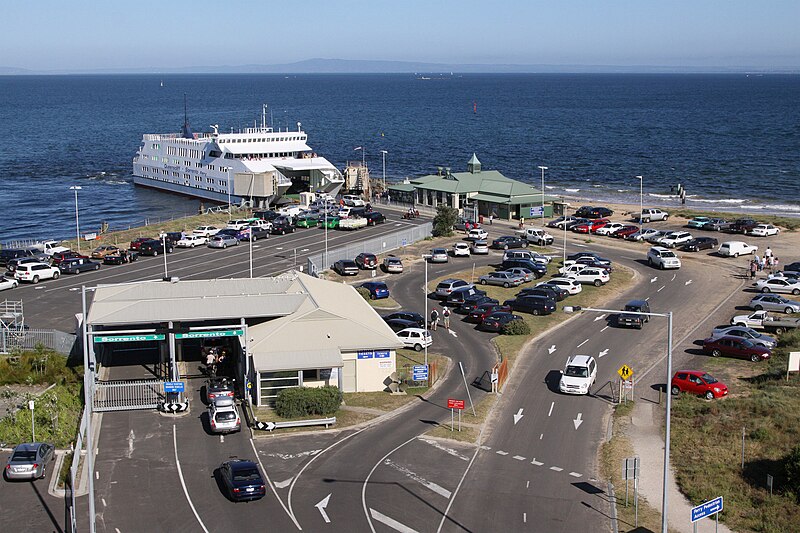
[
  {"left": 174, "top": 234, "right": 205, "bottom": 248},
  {"left": 14, "top": 262, "right": 60, "bottom": 283},
  {"left": 138, "top": 239, "right": 174, "bottom": 256},
  {"left": 446, "top": 287, "right": 487, "bottom": 307},
  {"left": 681, "top": 237, "right": 718, "bottom": 252},
  {"left": 103, "top": 250, "right": 138, "bottom": 265},
  {"left": 457, "top": 295, "right": 498, "bottom": 314},
  {"left": 206, "top": 377, "right": 235, "bottom": 404},
  {"left": 584, "top": 207, "right": 614, "bottom": 219},
  {"left": 478, "top": 271, "right": 526, "bottom": 288},
  {"left": 160, "top": 232, "right": 185, "bottom": 246},
  {"left": 634, "top": 209, "right": 669, "bottom": 222},
  {"left": 594, "top": 222, "right": 626, "bottom": 236},
  {"left": 128, "top": 237, "right": 152, "bottom": 251},
  {"left": 365, "top": 212, "right": 386, "bottom": 226},
  {"left": 492, "top": 236, "right": 527, "bottom": 250},
  {"left": 479, "top": 312, "right": 523, "bottom": 332},
  {"left": 236, "top": 226, "right": 270, "bottom": 241},
  {"left": 504, "top": 267, "right": 535, "bottom": 283},
  {"left": 613, "top": 225, "right": 641, "bottom": 239},
  {"left": 382, "top": 256, "right": 404, "bottom": 273},
  {"left": 355, "top": 253, "right": 378, "bottom": 270},
  {"left": 384, "top": 318, "right": 421, "bottom": 332},
  {"left": 541, "top": 277, "right": 582, "bottom": 295},
  {"left": 702, "top": 218, "right": 732, "bottom": 232},
  {"left": 454, "top": 218, "right": 480, "bottom": 231},
  {"left": 0, "top": 276, "right": 19, "bottom": 291},
  {"left": 658, "top": 231, "right": 693, "bottom": 248},
  {"left": 503, "top": 249, "right": 551, "bottom": 264},
  {"left": 193, "top": 226, "right": 220, "bottom": 237},
  {"left": 471, "top": 240, "right": 489, "bottom": 255},
  {"left": 749, "top": 293, "right": 800, "bottom": 314},
  {"left": 566, "top": 252, "right": 612, "bottom": 265},
  {"left": 616, "top": 300, "right": 651, "bottom": 329},
  {"left": 565, "top": 257, "right": 614, "bottom": 273},
  {"left": 436, "top": 279, "right": 473, "bottom": 298},
  {"left": 452, "top": 242, "right": 471, "bottom": 257},
  {"left": 466, "top": 228, "right": 489, "bottom": 241},
  {"left": 566, "top": 267, "right": 610, "bottom": 286},
  {"left": 90, "top": 245, "right": 122, "bottom": 259},
  {"left": 271, "top": 217, "right": 296, "bottom": 235},
  {"left": 218, "top": 459, "right": 266, "bottom": 502},
  {"left": 517, "top": 286, "right": 562, "bottom": 302},
  {"left": 718, "top": 241, "right": 758, "bottom": 258},
  {"left": 687, "top": 216, "right": 712, "bottom": 229},
  {"left": 547, "top": 216, "right": 580, "bottom": 229},
  {"left": 467, "top": 303, "right": 512, "bottom": 323},
  {"left": 529, "top": 282, "right": 569, "bottom": 300},
  {"left": 207, "top": 235, "right": 239, "bottom": 249},
  {"left": 671, "top": 371, "right": 728, "bottom": 400},
  {"left": 333, "top": 259, "right": 359, "bottom": 276},
  {"left": 0, "top": 249, "right": 41, "bottom": 267},
  {"left": 428, "top": 249, "right": 449, "bottom": 263},
  {"left": 754, "top": 278, "right": 800, "bottom": 295},
  {"left": 626, "top": 227, "right": 660, "bottom": 241},
  {"left": 58, "top": 258, "right": 101, "bottom": 274},
  {"left": 382, "top": 312, "right": 425, "bottom": 329},
  {"left": 644, "top": 230, "right": 670, "bottom": 244},
  {"left": 4, "top": 442, "right": 55, "bottom": 480},
  {"left": 360, "top": 281, "right": 390, "bottom": 300},
  {"left": 709, "top": 326, "right": 777, "bottom": 349},
  {"left": 574, "top": 206, "right": 596, "bottom": 218},
  {"left": 572, "top": 218, "right": 609, "bottom": 234},
  {"left": 647, "top": 246, "right": 682, "bottom": 270},
  {"left": 319, "top": 216, "right": 340, "bottom": 229},
  {"left": 500, "top": 259, "right": 547, "bottom": 278},
  {"left": 749, "top": 224, "right": 780, "bottom": 237},
  {"left": 503, "top": 295, "right": 556, "bottom": 315},
  {"left": 564, "top": 217, "right": 590, "bottom": 230},
  {"left": 729, "top": 218, "right": 759, "bottom": 234},
  {"left": 559, "top": 355, "right": 597, "bottom": 395},
  {"left": 5, "top": 257, "right": 44, "bottom": 273},
  {"left": 702, "top": 336, "right": 771, "bottom": 362},
  {"left": 396, "top": 328, "right": 432, "bottom": 351},
  {"left": 50, "top": 251, "right": 89, "bottom": 265}
]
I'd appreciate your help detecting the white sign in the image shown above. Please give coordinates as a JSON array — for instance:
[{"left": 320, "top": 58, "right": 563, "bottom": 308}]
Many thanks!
[
  {"left": 83, "top": 232, "right": 98, "bottom": 241},
  {"left": 28, "top": 400, "right": 35, "bottom": 410},
  {"left": 379, "top": 361, "right": 392, "bottom": 369},
  {"left": 789, "top": 351, "right": 800, "bottom": 373}
]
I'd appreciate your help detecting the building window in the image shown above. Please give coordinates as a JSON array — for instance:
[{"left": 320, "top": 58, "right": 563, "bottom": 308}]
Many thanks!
[{"left": 259, "top": 371, "right": 301, "bottom": 405}]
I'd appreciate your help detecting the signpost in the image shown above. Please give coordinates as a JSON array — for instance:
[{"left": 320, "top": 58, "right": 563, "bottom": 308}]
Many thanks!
[
  {"left": 617, "top": 364, "right": 635, "bottom": 403},
  {"left": 412, "top": 364, "right": 429, "bottom": 382},
  {"left": 622, "top": 456, "right": 640, "bottom": 527},
  {"left": 448, "top": 398, "right": 465, "bottom": 431},
  {"left": 174, "top": 329, "right": 243, "bottom": 339},
  {"left": 691, "top": 496, "right": 723, "bottom": 531},
  {"left": 94, "top": 334, "right": 164, "bottom": 343},
  {"left": 164, "top": 381, "right": 185, "bottom": 393},
  {"left": 618, "top": 364, "right": 634, "bottom": 380}
]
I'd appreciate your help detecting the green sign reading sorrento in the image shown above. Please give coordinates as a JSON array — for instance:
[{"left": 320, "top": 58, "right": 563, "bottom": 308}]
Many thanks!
[
  {"left": 175, "top": 329, "right": 243, "bottom": 340},
  {"left": 94, "top": 334, "right": 165, "bottom": 343}
]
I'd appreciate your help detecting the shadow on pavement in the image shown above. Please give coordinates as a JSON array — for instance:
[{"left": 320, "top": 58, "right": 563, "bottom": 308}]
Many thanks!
[{"left": 30, "top": 480, "right": 64, "bottom": 533}]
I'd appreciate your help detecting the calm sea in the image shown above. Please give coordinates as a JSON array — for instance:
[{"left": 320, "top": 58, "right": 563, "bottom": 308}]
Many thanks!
[{"left": 1, "top": 73, "right": 798, "bottom": 242}]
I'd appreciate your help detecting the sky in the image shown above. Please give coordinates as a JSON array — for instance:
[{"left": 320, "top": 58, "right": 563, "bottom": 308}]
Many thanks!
[{"left": 4, "top": 1, "right": 799, "bottom": 71}]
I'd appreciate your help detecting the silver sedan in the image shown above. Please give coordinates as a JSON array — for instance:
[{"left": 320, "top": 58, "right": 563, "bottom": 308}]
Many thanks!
[
  {"left": 748, "top": 294, "right": 800, "bottom": 314},
  {"left": 709, "top": 326, "right": 777, "bottom": 349},
  {"left": 207, "top": 234, "right": 239, "bottom": 249},
  {"left": 478, "top": 271, "right": 526, "bottom": 288},
  {"left": 4, "top": 442, "right": 55, "bottom": 480}
]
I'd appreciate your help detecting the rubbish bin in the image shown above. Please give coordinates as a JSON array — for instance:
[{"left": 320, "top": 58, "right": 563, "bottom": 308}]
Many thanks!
[{"left": 479, "top": 215, "right": 484, "bottom": 224}]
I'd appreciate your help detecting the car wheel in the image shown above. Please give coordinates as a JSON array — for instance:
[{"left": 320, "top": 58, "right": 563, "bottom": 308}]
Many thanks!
[
  {"left": 503, "top": 282, "right": 510, "bottom": 288},
  {"left": 222, "top": 244, "right": 227, "bottom": 249},
  {"left": 413, "top": 343, "right": 423, "bottom": 352},
  {"left": 648, "top": 258, "right": 654, "bottom": 266},
  {"left": 659, "top": 263, "right": 665, "bottom": 270},
  {"left": 480, "top": 280, "right": 487, "bottom": 285},
  {"left": 785, "top": 307, "right": 795, "bottom": 315},
  {"left": 532, "top": 309, "right": 540, "bottom": 316},
  {"left": 594, "top": 279, "right": 602, "bottom": 287},
  {"left": 705, "top": 390, "right": 715, "bottom": 400},
  {"left": 793, "top": 289, "right": 800, "bottom": 295},
  {"left": 711, "top": 349, "right": 722, "bottom": 357},
  {"left": 32, "top": 275, "right": 39, "bottom": 283},
  {"left": 523, "top": 241, "right": 529, "bottom": 247},
  {"left": 75, "top": 269, "right": 80, "bottom": 274},
  {"left": 664, "top": 215, "right": 669, "bottom": 221},
  {"left": 503, "top": 244, "right": 509, "bottom": 250},
  {"left": 153, "top": 250, "right": 158, "bottom": 256},
  {"left": 671, "top": 385, "right": 681, "bottom": 396},
  {"left": 370, "top": 294, "right": 376, "bottom": 300},
  {"left": 734, "top": 252, "right": 739, "bottom": 258},
  {"left": 750, "top": 353, "right": 761, "bottom": 362},
  {"left": 761, "top": 287, "right": 770, "bottom": 293},
  {"left": 754, "top": 305, "right": 763, "bottom": 311},
  {"left": 774, "top": 327, "right": 786, "bottom": 334}
]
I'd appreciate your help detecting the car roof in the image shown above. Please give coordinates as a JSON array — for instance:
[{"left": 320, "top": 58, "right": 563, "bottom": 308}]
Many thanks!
[
  {"left": 399, "top": 327, "right": 426, "bottom": 334},
  {"left": 626, "top": 299, "right": 648, "bottom": 306},
  {"left": 567, "top": 354, "right": 594, "bottom": 366}
]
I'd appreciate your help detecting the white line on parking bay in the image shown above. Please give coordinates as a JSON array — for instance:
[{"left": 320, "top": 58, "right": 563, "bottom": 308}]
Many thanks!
[
  {"left": 657, "top": 286, "right": 665, "bottom": 292},
  {"left": 383, "top": 459, "right": 452, "bottom": 498},
  {"left": 576, "top": 339, "right": 589, "bottom": 348},
  {"left": 370, "top": 508, "right": 419, "bottom": 533},
  {"left": 548, "top": 402, "right": 554, "bottom": 417},
  {"left": 601, "top": 325, "right": 609, "bottom": 332}
]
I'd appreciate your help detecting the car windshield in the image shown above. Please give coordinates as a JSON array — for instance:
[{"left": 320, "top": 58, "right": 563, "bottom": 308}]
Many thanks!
[
  {"left": 624, "top": 305, "right": 641, "bottom": 312},
  {"left": 565, "top": 365, "right": 589, "bottom": 378},
  {"left": 661, "top": 251, "right": 676, "bottom": 258},
  {"left": 701, "top": 373, "right": 718, "bottom": 384},
  {"left": 12, "top": 450, "right": 37, "bottom": 461},
  {"left": 232, "top": 468, "right": 261, "bottom": 482}
]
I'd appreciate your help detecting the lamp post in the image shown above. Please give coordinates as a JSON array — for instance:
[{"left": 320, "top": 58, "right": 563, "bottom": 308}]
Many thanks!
[
  {"left": 69, "top": 186, "right": 82, "bottom": 252},
  {"left": 564, "top": 305, "right": 673, "bottom": 533},
  {"left": 227, "top": 167, "right": 232, "bottom": 216},
  {"left": 422, "top": 254, "right": 431, "bottom": 369},
  {"left": 249, "top": 228, "right": 254, "bottom": 278},
  {"left": 161, "top": 233, "right": 169, "bottom": 279},
  {"left": 81, "top": 285, "right": 97, "bottom": 533},
  {"left": 538, "top": 166, "right": 548, "bottom": 225},
  {"left": 380, "top": 150, "right": 388, "bottom": 193},
  {"left": 562, "top": 214, "right": 567, "bottom": 265},
  {"left": 637, "top": 175, "right": 644, "bottom": 232}
]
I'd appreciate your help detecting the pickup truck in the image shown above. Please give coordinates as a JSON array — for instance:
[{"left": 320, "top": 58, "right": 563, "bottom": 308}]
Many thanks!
[
  {"left": 515, "top": 227, "right": 555, "bottom": 246},
  {"left": 338, "top": 217, "right": 368, "bottom": 231},
  {"left": 31, "top": 240, "right": 70, "bottom": 256},
  {"left": 730, "top": 310, "right": 800, "bottom": 334}
]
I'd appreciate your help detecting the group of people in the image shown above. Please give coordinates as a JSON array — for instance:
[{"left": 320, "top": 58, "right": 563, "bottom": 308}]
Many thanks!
[
  {"left": 204, "top": 346, "right": 228, "bottom": 377},
  {"left": 429, "top": 306, "right": 452, "bottom": 331},
  {"left": 749, "top": 246, "right": 778, "bottom": 278}
]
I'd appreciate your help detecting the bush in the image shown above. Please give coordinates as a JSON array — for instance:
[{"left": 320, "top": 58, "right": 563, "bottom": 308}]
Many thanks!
[
  {"left": 785, "top": 444, "right": 800, "bottom": 496},
  {"left": 501, "top": 319, "right": 531, "bottom": 336},
  {"left": 432, "top": 205, "right": 458, "bottom": 237},
  {"left": 275, "top": 386, "right": 342, "bottom": 418},
  {"left": 356, "top": 287, "right": 371, "bottom": 301}
]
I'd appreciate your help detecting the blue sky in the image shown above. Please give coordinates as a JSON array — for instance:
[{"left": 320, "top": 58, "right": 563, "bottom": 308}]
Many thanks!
[{"left": 5, "top": 1, "right": 799, "bottom": 70}]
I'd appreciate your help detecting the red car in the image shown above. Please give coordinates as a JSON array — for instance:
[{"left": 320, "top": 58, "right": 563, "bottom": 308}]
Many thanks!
[
  {"left": 671, "top": 370, "right": 728, "bottom": 400},
  {"left": 614, "top": 225, "right": 640, "bottom": 238},
  {"left": 702, "top": 336, "right": 771, "bottom": 362},
  {"left": 572, "top": 218, "right": 609, "bottom": 234},
  {"left": 129, "top": 237, "right": 153, "bottom": 251},
  {"left": 50, "top": 251, "right": 88, "bottom": 265},
  {"left": 467, "top": 303, "right": 512, "bottom": 323}
]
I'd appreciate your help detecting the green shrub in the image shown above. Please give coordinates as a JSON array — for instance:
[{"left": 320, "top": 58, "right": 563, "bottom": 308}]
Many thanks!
[
  {"left": 785, "top": 444, "right": 800, "bottom": 496},
  {"left": 750, "top": 427, "right": 770, "bottom": 441},
  {"left": 502, "top": 319, "right": 531, "bottom": 336},
  {"left": 275, "top": 386, "right": 342, "bottom": 418},
  {"left": 356, "top": 287, "right": 371, "bottom": 301},
  {"left": 432, "top": 205, "right": 458, "bottom": 237}
]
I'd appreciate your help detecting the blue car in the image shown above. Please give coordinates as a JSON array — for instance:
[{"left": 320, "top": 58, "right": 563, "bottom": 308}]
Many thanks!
[
  {"left": 360, "top": 281, "right": 390, "bottom": 300},
  {"left": 219, "top": 460, "right": 266, "bottom": 502}
]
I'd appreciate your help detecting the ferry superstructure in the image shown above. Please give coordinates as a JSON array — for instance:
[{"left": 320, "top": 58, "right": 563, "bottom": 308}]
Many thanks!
[{"left": 132, "top": 105, "right": 344, "bottom": 207}]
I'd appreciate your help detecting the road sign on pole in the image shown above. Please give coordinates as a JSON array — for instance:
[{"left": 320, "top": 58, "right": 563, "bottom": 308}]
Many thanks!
[
  {"left": 164, "top": 381, "right": 185, "bottom": 393},
  {"left": 447, "top": 399, "right": 465, "bottom": 410},
  {"left": 412, "top": 365, "right": 429, "bottom": 381},
  {"left": 691, "top": 496, "right": 723, "bottom": 523},
  {"left": 618, "top": 364, "right": 634, "bottom": 380}
]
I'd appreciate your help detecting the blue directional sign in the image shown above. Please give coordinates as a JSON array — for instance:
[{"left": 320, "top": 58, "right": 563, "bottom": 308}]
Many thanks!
[
  {"left": 357, "top": 350, "right": 374, "bottom": 359},
  {"left": 164, "top": 381, "right": 185, "bottom": 393},
  {"left": 691, "top": 496, "right": 723, "bottom": 523},
  {"left": 412, "top": 364, "right": 429, "bottom": 381},
  {"left": 374, "top": 350, "right": 390, "bottom": 359},
  {"left": 529, "top": 206, "right": 544, "bottom": 217}
]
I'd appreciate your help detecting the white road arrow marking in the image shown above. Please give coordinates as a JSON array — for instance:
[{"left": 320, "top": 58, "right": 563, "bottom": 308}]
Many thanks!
[
  {"left": 274, "top": 478, "right": 293, "bottom": 489},
  {"left": 685, "top": 279, "right": 693, "bottom": 286},
  {"left": 370, "top": 508, "right": 419, "bottom": 533},
  {"left": 448, "top": 329, "right": 458, "bottom": 338},
  {"left": 593, "top": 314, "right": 605, "bottom": 322},
  {"left": 573, "top": 413, "right": 584, "bottom": 430},
  {"left": 548, "top": 345, "right": 556, "bottom": 354},
  {"left": 650, "top": 276, "right": 658, "bottom": 283},
  {"left": 316, "top": 493, "right": 332, "bottom": 523},
  {"left": 513, "top": 408, "right": 524, "bottom": 425},
  {"left": 598, "top": 349, "right": 609, "bottom": 358}
]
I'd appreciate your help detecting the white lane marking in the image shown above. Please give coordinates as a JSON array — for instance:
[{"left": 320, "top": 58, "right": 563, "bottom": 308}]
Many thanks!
[
  {"left": 220, "top": 435, "right": 224, "bottom": 443},
  {"left": 550, "top": 466, "right": 563, "bottom": 472},
  {"left": 125, "top": 429, "right": 135, "bottom": 459},
  {"left": 301, "top": 248, "right": 310, "bottom": 252},
  {"left": 593, "top": 314, "right": 605, "bottom": 322},
  {"left": 526, "top": 481, "right": 530, "bottom": 488},
  {"left": 276, "top": 247, "right": 283, "bottom": 250},
  {"left": 576, "top": 339, "right": 589, "bottom": 348},
  {"left": 96, "top": 471, "right": 99, "bottom": 480},
  {"left": 172, "top": 425, "right": 210, "bottom": 533},
  {"left": 101, "top": 498, "right": 106, "bottom": 507},
  {"left": 496, "top": 450, "right": 509, "bottom": 456},
  {"left": 548, "top": 402, "right": 554, "bottom": 417},
  {"left": 569, "top": 472, "right": 582, "bottom": 478},
  {"left": 513, "top": 455, "right": 526, "bottom": 461},
  {"left": 513, "top": 408, "right": 524, "bottom": 424},
  {"left": 524, "top": 512, "right": 527, "bottom": 523},
  {"left": 266, "top": 449, "right": 322, "bottom": 460},
  {"left": 370, "top": 508, "right": 419, "bottom": 533},
  {"left": 657, "top": 285, "right": 665, "bottom": 292},
  {"left": 115, "top": 529, "right": 121, "bottom": 533},
  {"left": 531, "top": 459, "right": 544, "bottom": 466},
  {"left": 650, "top": 276, "right": 658, "bottom": 283},
  {"left": 645, "top": 297, "right": 650, "bottom": 301},
  {"left": 250, "top": 439, "right": 301, "bottom": 530},
  {"left": 539, "top": 433, "right": 543, "bottom": 440},
  {"left": 363, "top": 436, "right": 417, "bottom": 532},
  {"left": 598, "top": 349, "right": 609, "bottom": 358},
  {"left": 480, "top": 445, "right": 491, "bottom": 450},
  {"left": 671, "top": 273, "right": 677, "bottom": 281},
  {"left": 418, "top": 438, "right": 470, "bottom": 461},
  {"left": 448, "top": 329, "right": 458, "bottom": 338},
  {"left": 600, "top": 325, "right": 609, "bottom": 332},
  {"left": 383, "top": 459, "right": 452, "bottom": 498},
  {"left": 315, "top": 493, "right": 332, "bottom": 524},
  {"left": 274, "top": 478, "right": 293, "bottom": 489}
]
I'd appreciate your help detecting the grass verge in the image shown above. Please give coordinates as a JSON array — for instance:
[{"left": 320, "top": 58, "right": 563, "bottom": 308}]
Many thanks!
[{"left": 668, "top": 208, "right": 800, "bottom": 231}]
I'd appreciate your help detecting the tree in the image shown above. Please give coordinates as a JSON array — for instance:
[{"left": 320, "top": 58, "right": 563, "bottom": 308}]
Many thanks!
[{"left": 432, "top": 205, "right": 458, "bottom": 237}]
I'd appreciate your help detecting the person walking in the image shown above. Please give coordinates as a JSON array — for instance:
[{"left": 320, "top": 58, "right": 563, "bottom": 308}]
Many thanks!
[
  {"left": 205, "top": 349, "right": 216, "bottom": 375},
  {"left": 765, "top": 246, "right": 773, "bottom": 260},
  {"left": 489, "top": 214, "right": 494, "bottom": 225},
  {"left": 442, "top": 306, "right": 451, "bottom": 330},
  {"left": 430, "top": 308, "right": 439, "bottom": 331},
  {"left": 749, "top": 259, "right": 757, "bottom": 279}
]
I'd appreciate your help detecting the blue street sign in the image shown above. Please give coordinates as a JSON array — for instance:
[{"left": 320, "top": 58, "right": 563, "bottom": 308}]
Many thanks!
[
  {"left": 374, "top": 350, "right": 390, "bottom": 359},
  {"left": 691, "top": 496, "right": 723, "bottom": 523},
  {"left": 529, "top": 206, "right": 544, "bottom": 217},
  {"left": 164, "top": 381, "right": 185, "bottom": 393},
  {"left": 357, "top": 350, "right": 374, "bottom": 359},
  {"left": 412, "top": 364, "right": 429, "bottom": 381}
]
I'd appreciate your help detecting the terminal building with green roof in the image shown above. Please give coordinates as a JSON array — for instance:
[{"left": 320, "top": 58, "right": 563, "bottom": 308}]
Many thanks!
[{"left": 387, "top": 154, "right": 559, "bottom": 221}]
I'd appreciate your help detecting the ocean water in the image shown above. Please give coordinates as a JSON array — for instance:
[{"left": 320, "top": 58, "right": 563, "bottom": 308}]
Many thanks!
[{"left": 0, "top": 73, "right": 798, "bottom": 242}]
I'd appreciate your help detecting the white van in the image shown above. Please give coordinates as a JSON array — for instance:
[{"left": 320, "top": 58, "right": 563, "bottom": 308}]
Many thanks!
[{"left": 718, "top": 241, "right": 759, "bottom": 258}]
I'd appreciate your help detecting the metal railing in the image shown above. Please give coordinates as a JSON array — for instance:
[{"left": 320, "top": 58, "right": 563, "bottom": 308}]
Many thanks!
[
  {"left": 92, "top": 379, "right": 165, "bottom": 412},
  {"left": 0, "top": 328, "right": 76, "bottom": 355}
]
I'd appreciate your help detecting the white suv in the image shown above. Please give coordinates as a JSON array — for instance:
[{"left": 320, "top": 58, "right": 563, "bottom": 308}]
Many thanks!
[
  {"left": 208, "top": 397, "right": 241, "bottom": 434},
  {"left": 559, "top": 355, "right": 597, "bottom": 395},
  {"left": 14, "top": 262, "right": 61, "bottom": 283},
  {"left": 635, "top": 208, "right": 669, "bottom": 222},
  {"left": 567, "top": 267, "right": 610, "bottom": 286},
  {"left": 647, "top": 246, "right": 681, "bottom": 270},
  {"left": 658, "top": 231, "right": 693, "bottom": 248}
]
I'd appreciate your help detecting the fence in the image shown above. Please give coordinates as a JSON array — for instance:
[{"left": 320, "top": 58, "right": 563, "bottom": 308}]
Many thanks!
[
  {"left": 307, "top": 221, "right": 433, "bottom": 272},
  {"left": 0, "top": 328, "right": 76, "bottom": 355},
  {"left": 92, "top": 379, "right": 165, "bottom": 412}
]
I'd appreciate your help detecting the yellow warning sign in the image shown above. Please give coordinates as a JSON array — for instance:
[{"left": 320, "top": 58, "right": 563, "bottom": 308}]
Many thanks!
[{"left": 618, "top": 364, "right": 634, "bottom": 380}]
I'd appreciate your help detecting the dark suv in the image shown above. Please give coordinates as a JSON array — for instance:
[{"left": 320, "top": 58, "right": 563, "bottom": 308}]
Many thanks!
[
  {"left": 271, "top": 217, "right": 296, "bottom": 235},
  {"left": 503, "top": 295, "right": 556, "bottom": 315},
  {"left": 500, "top": 259, "right": 547, "bottom": 278},
  {"left": 0, "top": 249, "right": 38, "bottom": 267},
  {"left": 729, "top": 219, "right": 758, "bottom": 234},
  {"left": 517, "top": 286, "right": 561, "bottom": 302},
  {"left": 446, "top": 287, "right": 487, "bottom": 307},
  {"left": 617, "top": 300, "right": 651, "bottom": 329},
  {"left": 355, "top": 253, "right": 378, "bottom": 269},
  {"left": 138, "top": 239, "right": 174, "bottom": 256},
  {"left": 58, "top": 257, "right": 101, "bottom": 274}
]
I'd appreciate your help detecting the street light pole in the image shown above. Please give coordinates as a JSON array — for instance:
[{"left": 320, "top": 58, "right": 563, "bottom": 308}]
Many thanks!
[
  {"left": 227, "top": 167, "right": 232, "bottom": 216},
  {"left": 422, "top": 254, "right": 431, "bottom": 369},
  {"left": 563, "top": 305, "right": 673, "bottom": 533},
  {"left": 538, "top": 166, "right": 548, "bottom": 225},
  {"left": 637, "top": 175, "right": 644, "bottom": 232},
  {"left": 380, "top": 150, "right": 388, "bottom": 193},
  {"left": 249, "top": 229, "right": 253, "bottom": 278},
  {"left": 161, "top": 234, "right": 169, "bottom": 279},
  {"left": 70, "top": 186, "right": 82, "bottom": 252}
]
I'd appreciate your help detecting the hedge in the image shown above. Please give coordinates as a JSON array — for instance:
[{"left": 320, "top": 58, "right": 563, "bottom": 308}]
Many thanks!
[
  {"left": 502, "top": 319, "right": 531, "bottom": 336},
  {"left": 275, "top": 386, "right": 343, "bottom": 418}
]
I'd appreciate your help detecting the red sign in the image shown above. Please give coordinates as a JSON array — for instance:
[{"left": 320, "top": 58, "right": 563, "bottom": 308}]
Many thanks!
[{"left": 447, "top": 399, "right": 465, "bottom": 410}]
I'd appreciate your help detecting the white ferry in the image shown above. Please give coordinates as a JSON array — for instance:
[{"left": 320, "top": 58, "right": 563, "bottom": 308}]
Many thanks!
[{"left": 132, "top": 105, "right": 344, "bottom": 208}]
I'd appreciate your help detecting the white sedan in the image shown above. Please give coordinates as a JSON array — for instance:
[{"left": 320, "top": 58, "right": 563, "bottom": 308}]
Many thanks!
[
  {"left": 0, "top": 276, "right": 20, "bottom": 291},
  {"left": 176, "top": 234, "right": 208, "bottom": 248},
  {"left": 754, "top": 278, "right": 800, "bottom": 296},
  {"left": 466, "top": 228, "right": 489, "bottom": 241},
  {"left": 452, "top": 242, "right": 471, "bottom": 257},
  {"left": 541, "top": 277, "right": 582, "bottom": 295},
  {"left": 193, "top": 225, "right": 220, "bottom": 237},
  {"left": 749, "top": 224, "right": 780, "bottom": 237},
  {"left": 594, "top": 222, "right": 626, "bottom": 236}
]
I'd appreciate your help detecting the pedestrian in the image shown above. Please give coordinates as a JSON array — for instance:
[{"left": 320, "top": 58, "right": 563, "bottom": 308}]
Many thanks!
[
  {"left": 205, "top": 349, "right": 215, "bottom": 372},
  {"left": 749, "top": 259, "right": 757, "bottom": 279},
  {"left": 774, "top": 257, "right": 779, "bottom": 270},
  {"left": 757, "top": 255, "right": 763, "bottom": 272},
  {"left": 489, "top": 214, "right": 494, "bottom": 225},
  {"left": 765, "top": 246, "right": 773, "bottom": 260},
  {"left": 430, "top": 308, "right": 439, "bottom": 331},
  {"left": 442, "top": 306, "right": 451, "bottom": 330}
]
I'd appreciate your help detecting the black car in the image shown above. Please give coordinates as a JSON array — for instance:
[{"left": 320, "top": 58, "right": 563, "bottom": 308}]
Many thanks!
[
  {"left": 500, "top": 259, "right": 547, "bottom": 278},
  {"left": 585, "top": 207, "right": 614, "bottom": 219},
  {"left": 479, "top": 312, "right": 523, "bottom": 332},
  {"left": 566, "top": 252, "right": 612, "bottom": 265},
  {"left": 681, "top": 237, "right": 718, "bottom": 252},
  {"left": 783, "top": 262, "right": 800, "bottom": 274},
  {"left": 491, "top": 236, "right": 528, "bottom": 250},
  {"left": 219, "top": 460, "right": 266, "bottom": 502},
  {"left": 355, "top": 253, "right": 378, "bottom": 269},
  {"left": 271, "top": 216, "right": 296, "bottom": 235},
  {"left": 564, "top": 217, "right": 590, "bottom": 230},
  {"left": 531, "top": 282, "right": 570, "bottom": 301},
  {"left": 503, "top": 295, "right": 556, "bottom": 315},
  {"left": 458, "top": 295, "right": 499, "bottom": 314},
  {"left": 254, "top": 210, "right": 281, "bottom": 221},
  {"left": 237, "top": 226, "right": 270, "bottom": 241},
  {"left": 574, "top": 206, "right": 596, "bottom": 218},
  {"left": 1, "top": 249, "right": 45, "bottom": 268},
  {"left": 384, "top": 318, "right": 420, "bottom": 332},
  {"left": 6, "top": 256, "right": 48, "bottom": 272},
  {"left": 161, "top": 232, "right": 184, "bottom": 245},
  {"left": 103, "top": 250, "right": 138, "bottom": 265},
  {"left": 216, "top": 228, "right": 239, "bottom": 238},
  {"left": 137, "top": 239, "right": 173, "bottom": 256},
  {"left": 517, "top": 286, "right": 561, "bottom": 302},
  {"left": 365, "top": 212, "right": 386, "bottom": 225},
  {"left": 333, "top": 259, "right": 359, "bottom": 276},
  {"left": 571, "top": 257, "right": 614, "bottom": 272},
  {"left": 728, "top": 218, "right": 759, "bottom": 234},
  {"left": 382, "top": 312, "right": 425, "bottom": 328},
  {"left": 446, "top": 287, "right": 487, "bottom": 307},
  {"left": 617, "top": 299, "right": 651, "bottom": 329},
  {"left": 58, "top": 258, "right": 101, "bottom": 274}
]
